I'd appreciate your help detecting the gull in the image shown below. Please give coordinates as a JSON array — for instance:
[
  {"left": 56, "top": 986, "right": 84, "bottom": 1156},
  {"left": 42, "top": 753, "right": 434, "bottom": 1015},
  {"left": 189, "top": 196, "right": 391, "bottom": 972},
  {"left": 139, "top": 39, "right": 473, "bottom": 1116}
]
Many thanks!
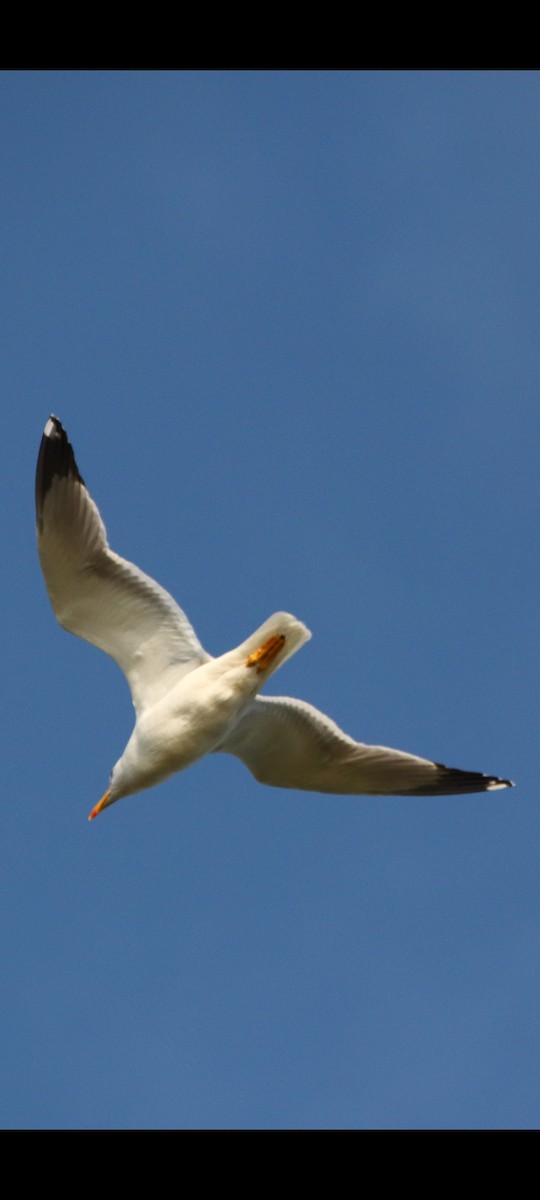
[{"left": 35, "top": 417, "right": 513, "bottom": 819}]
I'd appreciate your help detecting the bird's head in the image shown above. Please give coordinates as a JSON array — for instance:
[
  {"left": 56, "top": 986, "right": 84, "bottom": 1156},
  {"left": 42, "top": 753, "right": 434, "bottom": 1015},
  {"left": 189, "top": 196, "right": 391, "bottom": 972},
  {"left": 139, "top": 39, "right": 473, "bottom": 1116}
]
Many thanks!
[{"left": 88, "top": 759, "right": 127, "bottom": 820}]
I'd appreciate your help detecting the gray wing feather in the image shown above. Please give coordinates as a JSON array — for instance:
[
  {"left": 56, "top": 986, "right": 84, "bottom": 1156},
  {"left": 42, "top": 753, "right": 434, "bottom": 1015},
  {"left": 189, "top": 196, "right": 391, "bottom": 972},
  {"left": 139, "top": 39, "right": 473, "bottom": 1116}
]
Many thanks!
[{"left": 217, "top": 695, "right": 513, "bottom": 795}]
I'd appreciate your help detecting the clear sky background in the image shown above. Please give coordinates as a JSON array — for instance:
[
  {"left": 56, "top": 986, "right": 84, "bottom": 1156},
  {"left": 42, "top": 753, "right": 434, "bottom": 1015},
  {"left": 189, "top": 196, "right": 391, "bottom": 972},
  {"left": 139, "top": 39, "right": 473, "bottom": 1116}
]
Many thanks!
[{"left": 1, "top": 70, "right": 537, "bottom": 1129}]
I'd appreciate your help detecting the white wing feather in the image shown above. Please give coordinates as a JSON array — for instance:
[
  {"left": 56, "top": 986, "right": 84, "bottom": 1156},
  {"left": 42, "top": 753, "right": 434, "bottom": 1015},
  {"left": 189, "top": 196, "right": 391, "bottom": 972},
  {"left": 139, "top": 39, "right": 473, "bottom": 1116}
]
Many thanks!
[
  {"left": 217, "top": 695, "right": 511, "bottom": 795},
  {"left": 36, "top": 417, "right": 210, "bottom": 714}
]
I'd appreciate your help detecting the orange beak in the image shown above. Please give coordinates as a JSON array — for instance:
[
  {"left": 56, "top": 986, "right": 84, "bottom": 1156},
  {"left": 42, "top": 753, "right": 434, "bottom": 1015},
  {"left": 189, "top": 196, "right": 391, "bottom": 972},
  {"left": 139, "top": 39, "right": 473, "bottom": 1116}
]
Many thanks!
[{"left": 88, "top": 789, "right": 111, "bottom": 821}]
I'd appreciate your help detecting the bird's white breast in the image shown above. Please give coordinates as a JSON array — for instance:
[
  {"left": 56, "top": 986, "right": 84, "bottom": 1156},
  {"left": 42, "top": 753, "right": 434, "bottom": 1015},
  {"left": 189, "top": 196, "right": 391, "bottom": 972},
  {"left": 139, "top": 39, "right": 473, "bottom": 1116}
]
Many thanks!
[{"left": 120, "top": 658, "right": 260, "bottom": 793}]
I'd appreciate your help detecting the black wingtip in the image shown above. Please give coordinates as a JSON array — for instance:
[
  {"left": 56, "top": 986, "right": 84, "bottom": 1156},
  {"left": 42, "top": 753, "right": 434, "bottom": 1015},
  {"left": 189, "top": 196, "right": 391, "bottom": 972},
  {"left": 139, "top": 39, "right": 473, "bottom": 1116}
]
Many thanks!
[
  {"left": 410, "top": 763, "right": 515, "bottom": 797},
  {"left": 35, "top": 416, "right": 85, "bottom": 527}
]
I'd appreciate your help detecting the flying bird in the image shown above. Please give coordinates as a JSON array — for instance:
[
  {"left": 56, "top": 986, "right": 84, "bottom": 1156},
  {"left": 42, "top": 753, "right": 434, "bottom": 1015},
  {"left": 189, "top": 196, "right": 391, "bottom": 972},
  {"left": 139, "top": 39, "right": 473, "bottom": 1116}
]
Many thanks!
[{"left": 35, "top": 417, "right": 513, "bottom": 819}]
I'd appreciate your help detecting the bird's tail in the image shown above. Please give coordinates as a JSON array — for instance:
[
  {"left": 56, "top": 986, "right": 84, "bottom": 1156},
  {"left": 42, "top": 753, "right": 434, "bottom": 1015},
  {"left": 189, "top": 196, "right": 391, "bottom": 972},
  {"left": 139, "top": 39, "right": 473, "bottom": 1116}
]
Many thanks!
[{"left": 235, "top": 612, "right": 312, "bottom": 678}]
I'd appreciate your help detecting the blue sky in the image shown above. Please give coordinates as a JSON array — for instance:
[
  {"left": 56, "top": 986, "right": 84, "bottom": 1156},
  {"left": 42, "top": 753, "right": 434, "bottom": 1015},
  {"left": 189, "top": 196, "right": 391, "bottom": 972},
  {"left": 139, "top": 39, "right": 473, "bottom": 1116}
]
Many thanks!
[{"left": 1, "top": 70, "right": 538, "bottom": 1129}]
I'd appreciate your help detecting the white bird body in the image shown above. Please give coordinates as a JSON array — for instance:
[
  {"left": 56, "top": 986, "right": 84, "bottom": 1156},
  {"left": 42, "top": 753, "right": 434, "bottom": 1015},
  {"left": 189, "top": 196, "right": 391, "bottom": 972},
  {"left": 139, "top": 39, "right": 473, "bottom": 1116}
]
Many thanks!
[
  {"left": 35, "top": 417, "right": 513, "bottom": 819},
  {"left": 111, "top": 613, "right": 311, "bottom": 801}
]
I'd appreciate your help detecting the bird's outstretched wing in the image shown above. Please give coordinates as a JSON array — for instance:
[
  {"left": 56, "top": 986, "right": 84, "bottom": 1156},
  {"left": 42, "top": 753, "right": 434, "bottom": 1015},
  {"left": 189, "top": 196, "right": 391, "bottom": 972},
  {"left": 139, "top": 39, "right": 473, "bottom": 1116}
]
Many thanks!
[
  {"left": 36, "top": 416, "right": 210, "bottom": 714},
  {"left": 216, "top": 694, "right": 513, "bottom": 795}
]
